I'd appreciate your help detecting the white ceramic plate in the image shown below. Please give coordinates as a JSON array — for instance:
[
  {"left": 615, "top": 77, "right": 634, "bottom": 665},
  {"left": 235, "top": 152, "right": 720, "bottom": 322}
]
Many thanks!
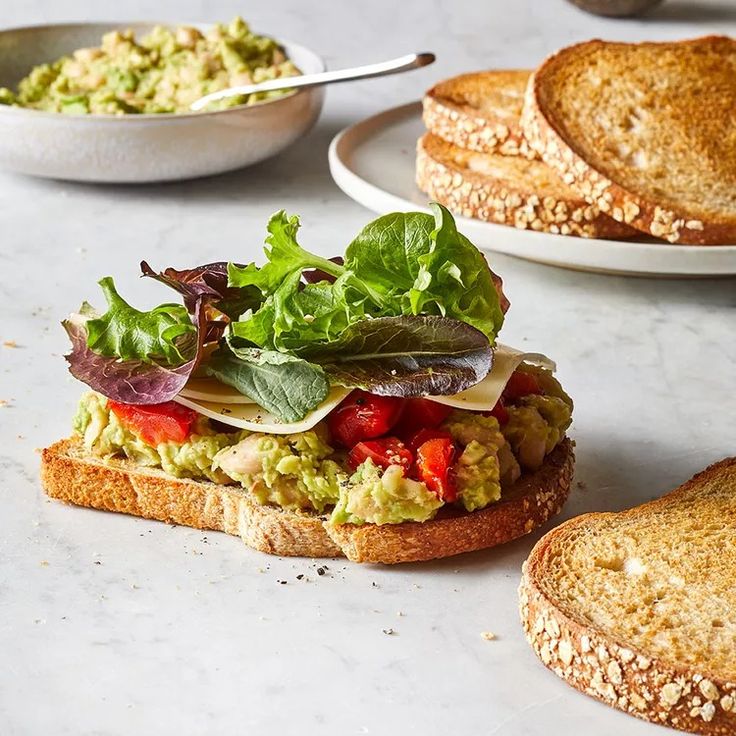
[
  {"left": 0, "top": 22, "right": 325, "bottom": 183},
  {"left": 329, "top": 102, "right": 736, "bottom": 276}
]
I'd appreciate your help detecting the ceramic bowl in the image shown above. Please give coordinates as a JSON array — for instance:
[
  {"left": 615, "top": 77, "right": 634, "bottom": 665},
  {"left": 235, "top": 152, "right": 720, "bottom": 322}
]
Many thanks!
[{"left": 0, "top": 22, "right": 325, "bottom": 182}]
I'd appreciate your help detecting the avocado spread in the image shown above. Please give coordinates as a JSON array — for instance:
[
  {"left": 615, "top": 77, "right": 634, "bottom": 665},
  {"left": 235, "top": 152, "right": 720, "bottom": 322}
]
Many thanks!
[
  {"left": 0, "top": 17, "right": 300, "bottom": 115},
  {"left": 73, "top": 368, "right": 572, "bottom": 526}
]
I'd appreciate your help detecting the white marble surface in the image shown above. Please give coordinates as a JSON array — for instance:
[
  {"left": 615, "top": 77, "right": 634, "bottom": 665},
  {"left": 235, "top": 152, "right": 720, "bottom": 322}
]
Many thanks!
[{"left": 1, "top": 1, "right": 736, "bottom": 734}]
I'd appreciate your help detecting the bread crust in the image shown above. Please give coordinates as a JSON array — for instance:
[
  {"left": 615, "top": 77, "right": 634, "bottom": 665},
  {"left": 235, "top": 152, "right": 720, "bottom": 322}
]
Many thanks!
[
  {"left": 416, "top": 133, "right": 637, "bottom": 239},
  {"left": 40, "top": 437, "right": 574, "bottom": 564},
  {"left": 423, "top": 70, "right": 537, "bottom": 158},
  {"left": 521, "top": 37, "right": 736, "bottom": 245},
  {"left": 519, "top": 458, "right": 736, "bottom": 735}
]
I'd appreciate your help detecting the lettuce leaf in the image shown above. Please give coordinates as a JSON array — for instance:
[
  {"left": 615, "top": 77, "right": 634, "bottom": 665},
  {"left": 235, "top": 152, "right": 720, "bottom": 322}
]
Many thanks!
[
  {"left": 63, "top": 297, "right": 208, "bottom": 405},
  {"left": 206, "top": 342, "right": 329, "bottom": 423},
  {"left": 228, "top": 211, "right": 346, "bottom": 296},
  {"left": 140, "top": 261, "right": 261, "bottom": 320},
  {"left": 84, "top": 277, "right": 196, "bottom": 364},
  {"left": 306, "top": 316, "right": 492, "bottom": 396},
  {"left": 231, "top": 271, "right": 368, "bottom": 352},
  {"left": 229, "top": 204, "right": 506, "bottom": 357},
  {"left": 344, "top": 203, "right": 506, "bottom": 342}
]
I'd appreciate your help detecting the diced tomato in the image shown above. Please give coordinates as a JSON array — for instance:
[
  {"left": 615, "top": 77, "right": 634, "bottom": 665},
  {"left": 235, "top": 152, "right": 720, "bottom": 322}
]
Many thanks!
[
  {"left": 406, "top": 427, "right": 454, "bottom": 453},
  {"left": 108, "top": 400, "right": 197, "bottom": 447},
  {"left": 328, "top": 391, "right": 404, "bottom": 448},
  {"left": 348, "top": 437, "right": 413, "bottom": 471},
  {"left": 487, "top": 398, "right": 510, "bottom": 425},
  {"left": 414, "top": 437, "right": 458, "bottom": 502},
  {"left": 503, "top": 370, "right": 542, "bottom": 402},
  {"left": 393, "top": 398, "right": 453, "bottom": 440}
]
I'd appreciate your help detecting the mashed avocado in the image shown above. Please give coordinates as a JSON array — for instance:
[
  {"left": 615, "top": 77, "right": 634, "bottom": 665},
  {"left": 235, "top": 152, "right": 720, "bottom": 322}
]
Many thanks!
[
  {"left": 504, "top": 395, "right": 572, "bottom": 470},
  {"left": 0, "top": 17, "right": 299, "bottom": 115},
  {"left": 74, "top": 392, "right": 242, "bottom": 483},
  {"left": 330, "top": 461, "right": 443, "bottom": 525},
  {"left": 213, "top": 431, "right": 346, "bottom": 513},
  {"left": 442, "top": 412, "right": 506, "bottom": 511}
]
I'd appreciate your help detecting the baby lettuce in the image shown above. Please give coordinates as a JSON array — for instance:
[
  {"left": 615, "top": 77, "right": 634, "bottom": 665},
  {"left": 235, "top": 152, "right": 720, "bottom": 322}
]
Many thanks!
[
  {"left": 229, "top": 203, "right": 506, "bottom": 351},
  {"left": 64, "top": 289, "right": 208, "bottom": 404},
  {"left": 84, "top": 278, "right": 195, "bottom": 364},
  {"left": 140, "top": 261, "right": 261, "bottom": 320},
  {"left": 343, "top": 204, "right": 505, "bottom": 341},
  {"left": 207, "top": 341, "right": 329, "bottom": 423},
  {"left": 307, "top": 316, "right": 492, "bottom": 396},
  {"left": 64, "top": 205, "right": 507, "bottom": 421}
]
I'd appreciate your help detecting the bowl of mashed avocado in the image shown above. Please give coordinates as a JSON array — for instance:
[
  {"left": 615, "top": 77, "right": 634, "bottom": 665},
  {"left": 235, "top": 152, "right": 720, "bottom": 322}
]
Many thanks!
[{"left": 0, "top": 18, "right": 325, "bottom": 181}]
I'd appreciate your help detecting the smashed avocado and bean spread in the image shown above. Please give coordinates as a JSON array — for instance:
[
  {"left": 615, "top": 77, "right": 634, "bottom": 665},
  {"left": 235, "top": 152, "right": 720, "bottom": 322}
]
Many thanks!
[
  {"left": 0, "top": 17, "right": 299, "bottom": 114},
  {"left": 63, "top": 204, "right": 573, "bottom": 527},
  {"left": 73, "top": 362, "right": 572, "bottom": 526}
]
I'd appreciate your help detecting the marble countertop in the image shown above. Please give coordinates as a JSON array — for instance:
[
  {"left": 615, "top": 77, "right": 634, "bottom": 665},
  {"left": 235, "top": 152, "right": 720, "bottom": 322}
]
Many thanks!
[{"left": 2, "top": 1, "right": 735, "bottom": 734}]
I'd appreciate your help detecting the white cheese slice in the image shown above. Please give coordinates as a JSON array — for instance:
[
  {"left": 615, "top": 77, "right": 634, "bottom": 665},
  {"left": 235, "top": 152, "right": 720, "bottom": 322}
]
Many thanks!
[
  {"left": 428, "top": 344, "right": 555, "bottom": 411},
  {"left": 174, "top": 344, "right": 555, "bottom": 434},
  {"left": 174, "top": 385, "right": 352, "bottom": 434}
]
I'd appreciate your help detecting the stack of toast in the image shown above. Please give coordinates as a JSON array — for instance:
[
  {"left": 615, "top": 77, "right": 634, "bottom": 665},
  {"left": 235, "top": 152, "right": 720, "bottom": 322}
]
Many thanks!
[{"left": 417, "top": 36, "right": 736, "bottom": 245}]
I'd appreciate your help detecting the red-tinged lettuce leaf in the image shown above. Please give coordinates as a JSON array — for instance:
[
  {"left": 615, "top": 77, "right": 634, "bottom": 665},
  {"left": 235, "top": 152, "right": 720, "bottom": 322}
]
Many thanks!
[
  {"left": 140, "top": 261, "right": 261, "bottom": 319},
  {"left": 63, "top": 299, "right": 207, "bottom": 405},
  {"left": 304, "top": 315, "right": 492, "bottom": 397}
]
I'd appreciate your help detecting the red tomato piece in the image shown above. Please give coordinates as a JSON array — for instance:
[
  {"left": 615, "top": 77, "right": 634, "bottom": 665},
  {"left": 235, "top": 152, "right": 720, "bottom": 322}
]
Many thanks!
[
  {"left": 348, "top": 437, "right": 413, "bottom": 471},
  {"left": 406, "top": 427, "right": 454, "bottom": 453},
  {"left": 414, "top": 437, "right": 458, "bottom": 502},
  {"left": 108, "top": 400, "right": 197, "bottom": 447},
  {"left": 328, "top": 391, "right": 404, "bottom": 448},
  {"left": 393, "top": 398, "right": 453, "bottom": 440},
  {"left": 487, "top": 398, "right": 510, "bottom": 425},
  {"left": 503, "top": 370, "right": 542, "bottom": 402}
]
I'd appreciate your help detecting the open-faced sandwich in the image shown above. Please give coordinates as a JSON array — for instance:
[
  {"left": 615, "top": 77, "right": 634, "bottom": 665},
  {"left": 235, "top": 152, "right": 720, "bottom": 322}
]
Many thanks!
[{"left": 41, "top": 204, "right": 574, "bottom": 563}]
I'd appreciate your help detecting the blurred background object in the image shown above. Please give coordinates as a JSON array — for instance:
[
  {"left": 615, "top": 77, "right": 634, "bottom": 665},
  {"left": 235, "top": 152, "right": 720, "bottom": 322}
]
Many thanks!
[{"left": 567, "top": 0, "right": 665, "bottom": 16}]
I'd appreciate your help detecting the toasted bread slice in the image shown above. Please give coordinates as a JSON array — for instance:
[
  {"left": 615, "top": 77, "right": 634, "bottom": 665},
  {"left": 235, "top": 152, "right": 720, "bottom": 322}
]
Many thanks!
[
  {"left": 40, "top": 437, "right": 574, "bottom": 564},
  {"left": 521, "top": 36, "right": 736, "bottom": 245},
  {"left": 520, "top": 457, "right": 736, "bottom": 735},
  {"left": 423, "top": 70, "right": 536, "bottom": 158},
  {"left": 416, "top": 133, "right": 638, "bottom": 238}
]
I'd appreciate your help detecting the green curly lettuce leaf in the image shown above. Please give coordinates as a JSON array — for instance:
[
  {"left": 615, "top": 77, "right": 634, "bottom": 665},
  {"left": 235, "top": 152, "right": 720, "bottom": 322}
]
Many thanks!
[{"left": 84, "top": 277, "right": 196, "bottom": 365}]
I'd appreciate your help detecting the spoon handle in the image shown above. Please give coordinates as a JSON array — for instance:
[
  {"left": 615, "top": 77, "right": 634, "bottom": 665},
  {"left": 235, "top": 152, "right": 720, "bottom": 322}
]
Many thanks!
[{"left": 191, "top": 52, "right": 435, "bottom": 111}]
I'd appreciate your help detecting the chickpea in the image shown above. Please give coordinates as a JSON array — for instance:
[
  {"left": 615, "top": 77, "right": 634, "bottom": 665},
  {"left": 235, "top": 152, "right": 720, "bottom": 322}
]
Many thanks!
[
  {"left": 176, "top": 26, "right": 202, "bottom": 49},
  {"left": 73, "top": 47, "right": 103, "bottom": 64}
]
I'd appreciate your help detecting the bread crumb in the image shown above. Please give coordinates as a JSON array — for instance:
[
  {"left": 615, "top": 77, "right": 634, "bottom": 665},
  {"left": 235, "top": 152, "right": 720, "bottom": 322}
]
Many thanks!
[
  {"left": 0, "top": 400, "right": 9, "bottom": 407},
  {"left": 40, "top": 560, "right": 49, "bottom": 567},
  {"left": 480, "top": 631, "right": 496, "bottom": 641},
  {"left": 3, "top": 340, "right": 18, "bottom": 348}
]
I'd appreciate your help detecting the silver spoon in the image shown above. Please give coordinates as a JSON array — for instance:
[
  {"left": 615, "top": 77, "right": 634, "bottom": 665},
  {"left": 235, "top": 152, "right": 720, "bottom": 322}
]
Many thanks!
[{"left": 190, "top": 51, "right": 435, "bottom": 111}]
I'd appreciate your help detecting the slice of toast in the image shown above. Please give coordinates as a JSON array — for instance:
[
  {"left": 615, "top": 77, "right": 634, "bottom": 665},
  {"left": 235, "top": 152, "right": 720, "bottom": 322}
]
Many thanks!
[
  {"left": 423, "top": 70, "right": 536, "bottom": 158},
  {"left": 520, "top": 457, "right": 736, "bottom": 735},
  {"left": 521, "top": 36, "right": 736, "bottom": 245},
  {"left": 40, "top": 437, "right": 574, "bottom": 564},
  {"left": 416, "top": 133, "right": 638, "bottom": 238}
]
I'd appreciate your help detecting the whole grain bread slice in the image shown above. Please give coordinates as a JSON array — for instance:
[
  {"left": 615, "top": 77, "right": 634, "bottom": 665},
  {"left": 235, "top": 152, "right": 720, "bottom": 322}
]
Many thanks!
[
  {"left": 521, "top": 36, "right": 736, "bottom": 245},
  {"left": 416, "top": 133, "right": 638, "bottom": 238},
  {"left": 423, "top": 70, "right": 536, "bottom": 158},
  {"left": 40, "top": 437, "right": 574, "bottom": 564},
  {"left": 520, "top": 457, "right": 736, "bottom": 735}
]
